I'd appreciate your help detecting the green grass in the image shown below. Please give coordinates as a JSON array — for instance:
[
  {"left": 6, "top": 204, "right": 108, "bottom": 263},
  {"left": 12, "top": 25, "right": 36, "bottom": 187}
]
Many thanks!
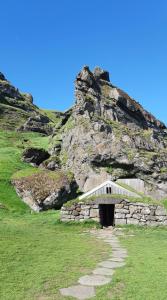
[
  {"left": 0, "top": 131, "right": 50, "bottom": 212},
  {"left": 94, "top": 226, "right": 167, "bottom": 300},
  {"left": 0, "top": 211, "right": 110, "bottom": 300},
  {"left": 40, "top": 109, "right": 63, "bottom": 126},
  {"left": 64, "top": 193, "right": 163, "bottom": 208},
  {"left": 12, "top": 168, "right": 42, "bottom": 179}
]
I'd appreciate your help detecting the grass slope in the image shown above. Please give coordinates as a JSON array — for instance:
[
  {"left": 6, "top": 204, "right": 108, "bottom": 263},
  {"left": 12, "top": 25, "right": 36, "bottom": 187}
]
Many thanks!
[{"left": 0, "top": 131, "right": 50, "bottom": 212}]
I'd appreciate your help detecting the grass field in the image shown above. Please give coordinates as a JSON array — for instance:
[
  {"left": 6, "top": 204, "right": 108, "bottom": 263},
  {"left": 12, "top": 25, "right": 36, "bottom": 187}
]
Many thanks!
[
  {"left": 1, "top": 211, "right": 167, "bottom": 300},
  {"left": 0, "top": 211, "right": 109, "bottom": 300},
  {"left": 1, "top": 130, "right": 167, "bottom": 299},
  {"left": 95, "top": 226, "right": 167, "bottom": 300}
]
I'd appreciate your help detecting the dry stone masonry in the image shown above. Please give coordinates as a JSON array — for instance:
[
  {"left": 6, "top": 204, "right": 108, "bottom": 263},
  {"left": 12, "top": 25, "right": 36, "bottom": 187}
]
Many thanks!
[{"left": 61, "top": 199, "right": 167, "bottom": 226}]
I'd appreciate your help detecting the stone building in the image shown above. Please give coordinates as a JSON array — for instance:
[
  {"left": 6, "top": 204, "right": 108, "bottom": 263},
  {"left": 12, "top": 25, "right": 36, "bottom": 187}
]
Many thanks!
[{"left": 61, "top": 180, "right": 167, "bottom": 226}]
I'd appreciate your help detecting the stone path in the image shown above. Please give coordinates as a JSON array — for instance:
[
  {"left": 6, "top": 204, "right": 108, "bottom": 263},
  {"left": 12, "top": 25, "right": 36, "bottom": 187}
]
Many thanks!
[{"left": 60, "top": 228, "right": 128, "bottom": 299}]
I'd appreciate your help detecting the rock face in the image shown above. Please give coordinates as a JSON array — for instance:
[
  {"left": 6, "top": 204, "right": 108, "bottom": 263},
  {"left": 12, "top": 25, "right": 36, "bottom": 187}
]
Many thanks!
[
  {"left": 18, "top": 114, "right": 53, "bottom": 135},
  {"left": 0, "top": 71, "right": 60, "bottom": 134},
  {"left": 13, "top": 170, "right": 77, "bottom": 211},
  {"left": 51, "top": 66, "right": 167, "bottom": 199}
]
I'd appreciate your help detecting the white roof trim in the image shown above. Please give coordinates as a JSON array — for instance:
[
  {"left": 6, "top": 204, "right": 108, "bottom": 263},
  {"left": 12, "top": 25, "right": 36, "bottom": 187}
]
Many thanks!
[{"left": 79, "top": 180, "right": 139, "bottom": 200}]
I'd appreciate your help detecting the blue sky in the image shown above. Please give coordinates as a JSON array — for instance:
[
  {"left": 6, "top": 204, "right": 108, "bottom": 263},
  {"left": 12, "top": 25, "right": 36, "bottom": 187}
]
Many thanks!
[{"left": 0, "top": 0, "right": 167, "bottom": 124}]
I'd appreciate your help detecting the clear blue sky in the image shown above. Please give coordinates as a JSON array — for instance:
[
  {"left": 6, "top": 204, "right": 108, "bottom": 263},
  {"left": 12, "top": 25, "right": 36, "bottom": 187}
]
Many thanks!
[{"left": 1, "top": 0, "right": 167, "bottom": 124}]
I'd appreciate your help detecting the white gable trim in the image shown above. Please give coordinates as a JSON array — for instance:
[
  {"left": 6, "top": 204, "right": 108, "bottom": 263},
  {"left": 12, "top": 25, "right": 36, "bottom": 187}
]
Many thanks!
[{"left": 79, "top": 180, "right": 140, "bottom": 200}]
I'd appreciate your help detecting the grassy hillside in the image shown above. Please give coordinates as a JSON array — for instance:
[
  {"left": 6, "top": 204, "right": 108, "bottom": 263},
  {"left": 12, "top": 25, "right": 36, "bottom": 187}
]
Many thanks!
[{"left": 0, "top": 130, "right": 50, "bottom": 212}]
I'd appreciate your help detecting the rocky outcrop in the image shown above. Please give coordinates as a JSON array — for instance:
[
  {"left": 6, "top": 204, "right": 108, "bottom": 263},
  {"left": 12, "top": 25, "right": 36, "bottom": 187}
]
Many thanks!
[
  {"left": 13, "top": 170, "right": 77, "bottom": 211},
  {"left": 0, "top": 71, "right": 60, "bottom": 134},
  {"left": 51, "top": 66, "right": 167, "bottom": 200},
  {"left": 18, "top": 114, "right": 53, "bottom": 135}
]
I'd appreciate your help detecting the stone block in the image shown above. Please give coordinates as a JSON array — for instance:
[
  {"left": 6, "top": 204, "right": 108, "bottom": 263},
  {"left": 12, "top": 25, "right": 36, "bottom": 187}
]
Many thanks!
[
  {"left": 115, "top": 218, "right": 126, "bottom": 225},
  {"left": 141, "top": 207, "right": 151, "bottom": 215},
  {"left": 61, "top": 207, "right": 66, "bottom": 211},
  {"left": 115, "top": 209, "right": 129, "bottom": 214},
  {"left": 145, "top": 215, "right": 151, "bottom": 221},
  {"left": 150, "top": 209, "right": 156, "bottom": 216},
  {"left": 140, "top": 218, "right": 147, "bottom": 222},
  {"left": 73, "top": 210, "right": 80, "bottom": 216},
  {"left": 129, "top": 206, "right": 138, "bottom": 214},
  {"left": 156, "top": 215, "right": 167, "bottom": 222},
  {"left": 155, "top": 206, "right": 167, "bottom": 216},
  {"left": 115, "top": 213, "right": 125, "bottom": 219},
  {"left": 61, "top": 218, "right": 71, "bottom": 222},
  {"left": 149, "top": 221, "right": 159, "bottom": 227},
  {"left": 123, "top": 205, "right": 130, "bottom": 209},
  {"left": 60, "top": 210, "right": 69, "bottom": 215},
  {"left": 127, "top": 218, "right": 139, "bottom": 225},
  {"left": 90, "top": 209, "right": 99, "bottom": 218},
  {"left": 126, "top": 214, "right": 132, "bottom": 218},
  {"left": 139, "top": 221, "right": 146, "bottom": 226},
  {"left": 133, "top": 213, "right": 142, "bottom": 220},
  {"left": 61, "top": 214, "right": 72, "bottom": 219},
  {"left": 81, "top": 209, "right": 90, "bottom": 216}
]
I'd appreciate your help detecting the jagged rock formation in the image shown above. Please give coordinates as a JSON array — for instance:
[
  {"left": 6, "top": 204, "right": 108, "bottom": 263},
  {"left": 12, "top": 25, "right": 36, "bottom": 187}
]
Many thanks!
[
  {"left": 51, "top": 66, "right": 167, "bottom": 200},
  {"left": 0, "top": 71, "right": 61, "bottom": 134}
]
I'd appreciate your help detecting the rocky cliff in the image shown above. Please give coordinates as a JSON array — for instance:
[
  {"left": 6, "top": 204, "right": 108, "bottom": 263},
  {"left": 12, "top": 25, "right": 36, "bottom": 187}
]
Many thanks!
[
  {"left": 51, "top": 66, "right": 167, "bottom": 200},
  {"left": 0, "top": 72, "right": 61, "bottom": 134}
]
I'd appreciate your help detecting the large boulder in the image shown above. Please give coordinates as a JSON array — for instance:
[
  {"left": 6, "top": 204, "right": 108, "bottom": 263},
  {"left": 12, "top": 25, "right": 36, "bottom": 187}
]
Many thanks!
[{"left": 13, "top": 170, "right": 77, "bottom": 211}]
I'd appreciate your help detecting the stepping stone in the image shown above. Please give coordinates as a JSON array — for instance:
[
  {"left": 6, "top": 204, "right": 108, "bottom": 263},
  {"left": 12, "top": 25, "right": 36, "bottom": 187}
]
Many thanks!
[
  {"left": 112, "top": 250, "right": 128, "bottom": 255},
  {"left": 99, "top": 260, "right": 126, "bottom": 269},
  {"left": 60, "top": 285, "right": 95, "bottom": 299},
  {"left": 112, "top": 253, "right": 128, "bottom": 259},
  {"left": 93, "top": 267, "right": 115, "bottom": 276},
  {"left": 78, "top": 274, "right": 111, "bottom": 286},
  {"left": 109, "top": 257, "right": 125, "bottom": 262},
  {"left": 111, "top": 246, "right": 123, "bottom": 250}
]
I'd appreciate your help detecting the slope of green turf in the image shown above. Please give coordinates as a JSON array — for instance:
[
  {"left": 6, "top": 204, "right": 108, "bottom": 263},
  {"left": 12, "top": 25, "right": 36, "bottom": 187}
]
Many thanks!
[{"left": 0, "top": 131, "right": 50, "bottom": 212}]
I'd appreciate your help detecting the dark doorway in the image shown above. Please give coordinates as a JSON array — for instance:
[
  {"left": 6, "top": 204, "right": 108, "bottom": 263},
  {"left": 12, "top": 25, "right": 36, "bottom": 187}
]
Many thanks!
[{"left": 99, "top": 204, "right": 115, "bottom": 227}]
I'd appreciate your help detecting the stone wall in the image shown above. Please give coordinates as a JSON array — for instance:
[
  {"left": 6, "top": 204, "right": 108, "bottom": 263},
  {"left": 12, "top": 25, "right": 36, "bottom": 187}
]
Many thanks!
[
  {"left": 114, "top": 201, "right": 167, "bottom": 226},
  {"left": 61, "top": 199, "right": 167, "bottom": 226},
  {"left": 61, "top": 203, "right": 100, "bottom": 222}
]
